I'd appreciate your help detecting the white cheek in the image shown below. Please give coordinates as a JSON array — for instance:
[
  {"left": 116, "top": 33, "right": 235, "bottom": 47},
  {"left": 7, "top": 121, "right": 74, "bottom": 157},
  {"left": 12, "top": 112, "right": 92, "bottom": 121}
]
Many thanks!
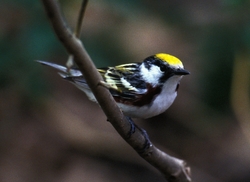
[{"left": 140, "top": 64, "right": 162, "bottom": 85}]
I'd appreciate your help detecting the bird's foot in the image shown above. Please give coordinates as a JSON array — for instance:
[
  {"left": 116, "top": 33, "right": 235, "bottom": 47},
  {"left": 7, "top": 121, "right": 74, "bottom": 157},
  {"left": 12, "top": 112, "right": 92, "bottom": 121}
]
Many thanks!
[{"left": 126, "top": 117, "right": 152, "bottom": 153}]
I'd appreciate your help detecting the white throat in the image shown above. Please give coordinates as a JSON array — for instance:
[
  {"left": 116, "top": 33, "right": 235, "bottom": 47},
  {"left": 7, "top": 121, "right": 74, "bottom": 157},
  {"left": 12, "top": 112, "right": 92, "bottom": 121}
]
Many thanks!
[{"left": 140, "top": 63, "right": 163, "bottom": 86}]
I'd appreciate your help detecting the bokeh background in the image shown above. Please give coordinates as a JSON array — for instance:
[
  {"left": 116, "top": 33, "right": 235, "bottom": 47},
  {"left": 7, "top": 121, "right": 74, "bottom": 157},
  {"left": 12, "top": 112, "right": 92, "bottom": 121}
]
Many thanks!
[{"left": 1, "top": 0, "right": 250, "bottom": 181}]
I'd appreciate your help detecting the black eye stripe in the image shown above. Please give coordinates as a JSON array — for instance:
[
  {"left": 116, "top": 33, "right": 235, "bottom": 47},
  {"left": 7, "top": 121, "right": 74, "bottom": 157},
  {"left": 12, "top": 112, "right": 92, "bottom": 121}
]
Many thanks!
[
  {"left": 160, "top": 65, "right": 166, "bottom": 72},
  {"left": 143, "top": 56, "right": 169, "bottom": 70}
]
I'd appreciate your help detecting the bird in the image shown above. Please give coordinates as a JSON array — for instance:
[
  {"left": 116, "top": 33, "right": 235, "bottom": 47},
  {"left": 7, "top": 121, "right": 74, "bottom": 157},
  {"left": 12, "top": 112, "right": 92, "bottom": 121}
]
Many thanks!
[{"left": 37, "top": 53, "right": 189, "bottom": 119}]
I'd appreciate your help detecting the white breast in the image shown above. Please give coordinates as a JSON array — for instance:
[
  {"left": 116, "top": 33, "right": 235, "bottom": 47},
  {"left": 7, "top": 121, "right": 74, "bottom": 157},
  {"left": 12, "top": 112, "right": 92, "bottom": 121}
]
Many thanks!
[{"left": 118, "top": 75, "right": 183, "bottom": 118}]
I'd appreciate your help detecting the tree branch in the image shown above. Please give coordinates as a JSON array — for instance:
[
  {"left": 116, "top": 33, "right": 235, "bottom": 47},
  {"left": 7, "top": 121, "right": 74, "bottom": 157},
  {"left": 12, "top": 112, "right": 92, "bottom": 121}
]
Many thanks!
[{"left": 40, "top": 0, "right": 192, "bottom": 181}]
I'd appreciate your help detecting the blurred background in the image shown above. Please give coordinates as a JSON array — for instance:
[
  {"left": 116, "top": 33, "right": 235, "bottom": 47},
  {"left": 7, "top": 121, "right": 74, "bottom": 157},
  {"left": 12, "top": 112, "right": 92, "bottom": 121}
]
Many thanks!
[{"left": 1, "top": 0, "right": 250, "bottom": 181}]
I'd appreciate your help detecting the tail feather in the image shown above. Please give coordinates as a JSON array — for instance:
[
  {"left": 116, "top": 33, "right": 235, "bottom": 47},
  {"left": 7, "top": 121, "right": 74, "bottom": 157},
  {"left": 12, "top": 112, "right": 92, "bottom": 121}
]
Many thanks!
[
  {"left": 58, "top": 72, "right": 68, "bottom": 79},
  {"left": 36, "top": 60, "right": 82, "bottom": 76},
  {"left": 36, "top": 60, "right": 67, "bottom": 73},
  {"left": 37, "top": 60, "right": 94, "bottom": 100}
]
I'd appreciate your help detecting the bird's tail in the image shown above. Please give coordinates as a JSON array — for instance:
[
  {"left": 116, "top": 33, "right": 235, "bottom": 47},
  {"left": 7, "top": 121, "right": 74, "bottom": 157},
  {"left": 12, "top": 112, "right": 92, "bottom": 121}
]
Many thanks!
[
  {"left": 36, "top": 60, "right": 82, "bottom": 77},
  {"left": 36, "top": 60, "right": 95, "bottom": 100}
]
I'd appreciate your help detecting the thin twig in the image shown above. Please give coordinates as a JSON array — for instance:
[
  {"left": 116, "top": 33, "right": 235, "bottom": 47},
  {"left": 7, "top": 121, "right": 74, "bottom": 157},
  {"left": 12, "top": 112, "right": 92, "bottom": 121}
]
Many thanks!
[
  {"left": 40, "top": 0, "right": 192, "bottom": 181},
  {"left": 66, "top": 0, "right": 88, "bottom": 70},
  {"left": 75, "top": 0, "right": 88, "bottom": 38}
]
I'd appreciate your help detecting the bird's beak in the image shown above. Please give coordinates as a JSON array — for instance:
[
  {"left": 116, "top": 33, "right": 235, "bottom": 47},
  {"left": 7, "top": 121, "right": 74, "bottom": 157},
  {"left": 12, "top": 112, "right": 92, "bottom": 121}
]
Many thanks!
[{"left": 174, "top": 68, "right": 190, "bottom": 75}]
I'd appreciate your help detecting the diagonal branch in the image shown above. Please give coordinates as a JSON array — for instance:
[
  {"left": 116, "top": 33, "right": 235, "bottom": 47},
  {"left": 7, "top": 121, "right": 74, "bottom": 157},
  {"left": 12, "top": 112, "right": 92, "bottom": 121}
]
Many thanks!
[{"left": 40, "top": 0, "right": 192, "bottom": 181}]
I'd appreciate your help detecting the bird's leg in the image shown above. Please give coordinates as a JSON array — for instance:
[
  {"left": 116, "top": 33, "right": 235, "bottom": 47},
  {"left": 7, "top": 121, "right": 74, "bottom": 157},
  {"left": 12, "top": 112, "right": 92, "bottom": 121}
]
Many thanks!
[
  {"left": 126, "top": 117, "right": 152, "bottom": 153},
  {"left": 107, "top": 116, "right": 152, "bottom": 152},
  {"left": 125, "top": 116, "right": 136, "bottom": 137},
  {"left": 135, "top": 124, "right": 152, "bottom": 153}
]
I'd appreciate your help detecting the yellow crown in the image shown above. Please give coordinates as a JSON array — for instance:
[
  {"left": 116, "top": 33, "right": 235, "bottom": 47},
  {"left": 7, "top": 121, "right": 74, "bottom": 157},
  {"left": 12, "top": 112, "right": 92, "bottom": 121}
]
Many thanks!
[{"left": 155, "top": 53, "right": 183, "bottom": 68}]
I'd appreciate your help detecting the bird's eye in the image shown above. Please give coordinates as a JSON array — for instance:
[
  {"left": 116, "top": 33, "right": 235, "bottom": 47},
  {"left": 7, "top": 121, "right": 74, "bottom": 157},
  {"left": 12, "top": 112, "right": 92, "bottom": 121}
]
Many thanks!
[{"left": 160, "top": 65, "right": 166, "bottom": 72}]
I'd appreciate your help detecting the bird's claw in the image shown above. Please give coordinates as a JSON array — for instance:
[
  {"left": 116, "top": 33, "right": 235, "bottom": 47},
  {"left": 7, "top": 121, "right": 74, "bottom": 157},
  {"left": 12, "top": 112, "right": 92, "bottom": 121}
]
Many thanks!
[{"left": 126, "top": 117, "right": 152, "bottom": 153}]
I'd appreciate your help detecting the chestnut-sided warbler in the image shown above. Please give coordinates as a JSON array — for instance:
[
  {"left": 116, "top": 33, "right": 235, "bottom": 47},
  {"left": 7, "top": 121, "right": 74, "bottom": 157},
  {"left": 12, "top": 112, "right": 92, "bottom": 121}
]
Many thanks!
[{"left": 37, "top": 53, "right": 189, "bottom": 119}]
